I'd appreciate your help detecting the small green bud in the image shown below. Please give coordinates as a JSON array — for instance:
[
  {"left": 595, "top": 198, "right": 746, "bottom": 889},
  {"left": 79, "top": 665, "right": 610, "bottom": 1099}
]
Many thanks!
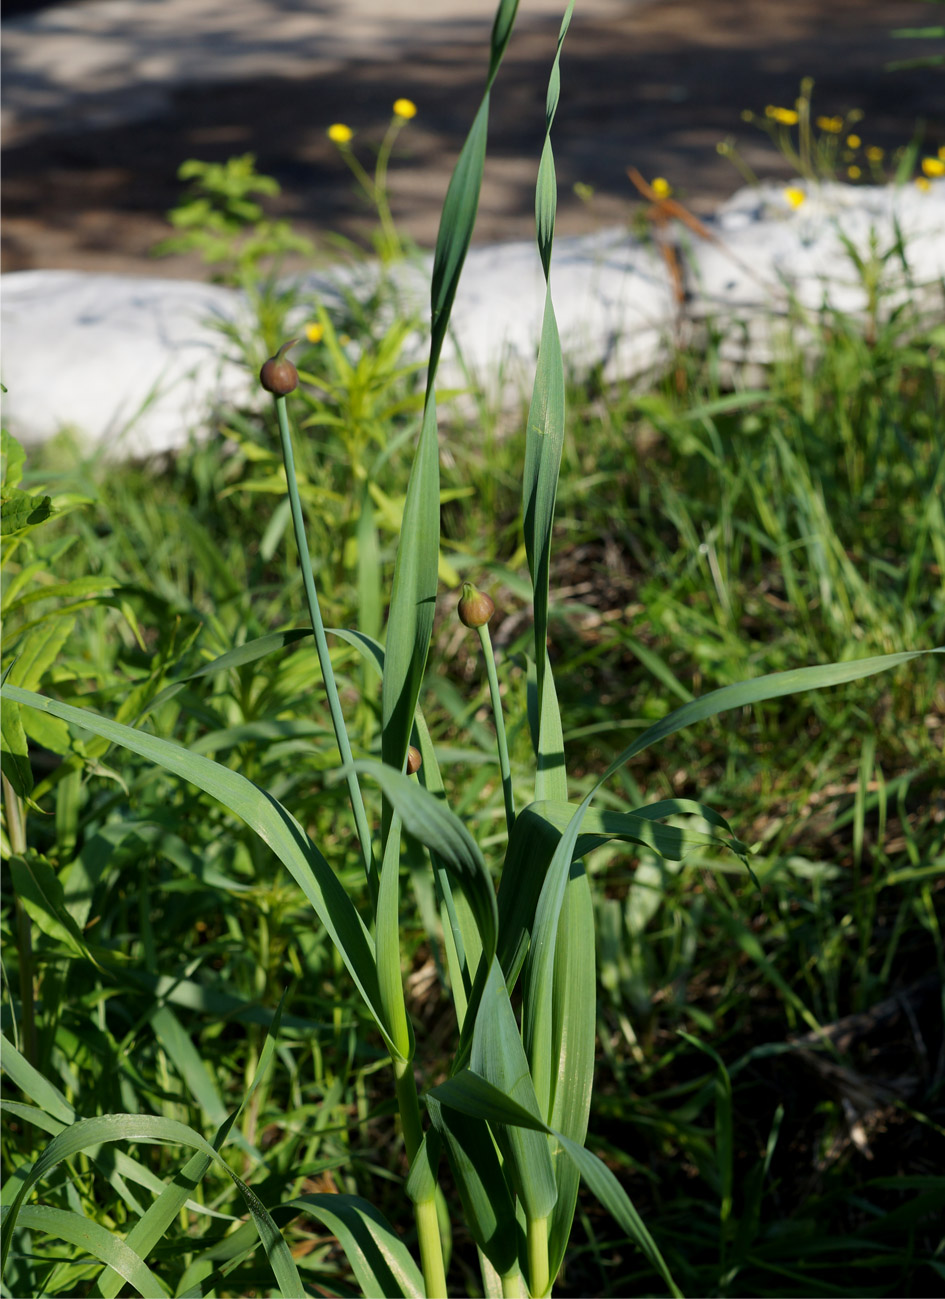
[
  {"left": 406, "top": 745, "right": 422, "bottom": 774},
  {"left": 260, "top": 338, "right": 299, "bottom": 395},
  {"left": 457, "top": 581, "right": 495, "bottom": 628}
]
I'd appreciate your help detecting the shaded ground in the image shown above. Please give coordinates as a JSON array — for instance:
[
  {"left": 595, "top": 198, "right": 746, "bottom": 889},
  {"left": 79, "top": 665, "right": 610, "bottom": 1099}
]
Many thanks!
[{"left": 2, "top": 0, "right": 942, "bottom": 278}]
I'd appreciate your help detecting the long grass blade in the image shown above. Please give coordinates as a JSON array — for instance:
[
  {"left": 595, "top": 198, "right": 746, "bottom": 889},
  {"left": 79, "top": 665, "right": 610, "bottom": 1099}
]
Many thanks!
[
  {"left": 93, "top": 999, "right": 286, "bottom": 1298},
  {"left": 0, "top": 1114, "right": 302, "bottom": 1297},
  {"left": 13, "top": 1206, "right": 163, "bottom": 1299},
  {"left": 602, "top": 647, "right": 943, "bottom": 777},
  {"left": 0, "top": 684, "right": 396, "bottom": 1057},
  {"left": 545, "top": 864, "right": 595, "bottom": 1281},
  {"left": 329, "top": 629, "right": 482, "bottom": 1030},
  {"left": 288, "top": 1194, "right": 425, "bottom": 1299},
  {"left": 471, "top": 961, "right": 557, "bottom": 1230},
  {"left": 524, "top": 648, "right": 943, "bottom": 1155},
  {"left": 425, "top": 1095, "right": 519, "bottom": 1281},
  {"left": 521, "top": 1, "right": 574, "bottom": 805},
  {"left": 346, "top": 759, "right": 498, "bottom": 982},
  {"left": 383, "top": 0, "right": 522, "bottom": 785},
  {"left": 429, "top": 1070, "right": 681, "bottom": 1297}
]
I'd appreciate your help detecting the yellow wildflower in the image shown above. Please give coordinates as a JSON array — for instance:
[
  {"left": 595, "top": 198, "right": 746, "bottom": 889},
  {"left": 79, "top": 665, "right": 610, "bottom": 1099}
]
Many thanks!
[
  {"left": 939, "top": 145, "right": 945, "bottom": 160},
  {"left": 816, "top": 115, "right": 843, "bottom": 134},
  {"left": 305, "top": 322, "right": 324, "bottom": 344},
  {"left": 393, "top": 98, "right": 417, "bottom": 120},
  {"left": 916, "top": 176, "right": 931, "bottom": 192},
  {"left": 783, "top": 186, "right": 806, "bottom": 210},
  {"left": 921, "top": 156, "right": 945, "bottom": 178},
  {"left": 327, "top": 123, "right": 353, "bottom": 144},
  {"left": 847, "top": 165, "right": 861, "bottom": 180},
  {"left": 651, "top": 176, "right": 672, "bottom": 199},
  {"left": 866, "top": 146, "right": 884, "bottom": 163},
  {"left": 846, "top": 134, "right": 861, "bottom": 149},
  {"left": 765, "top": 105, "right": 799, "bottom": 126}
]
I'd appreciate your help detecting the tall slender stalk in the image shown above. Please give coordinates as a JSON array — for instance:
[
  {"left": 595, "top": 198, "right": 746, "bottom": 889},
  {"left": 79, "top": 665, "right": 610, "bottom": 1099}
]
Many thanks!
[
  {"left": 478, "top": 622, "right": 515, "bottom": 835},
  {"left": 526, "top": 1214, "right": 550, "bottom": 1299},
  {"left": 394, "top": 1056, "right": 447, "bottom": 1297},
  {"left": 272, "top": 391, "right": 377, "bottom": 897},
  {"left": 458, "top": 582, "right": 514, "bottom": 833}
]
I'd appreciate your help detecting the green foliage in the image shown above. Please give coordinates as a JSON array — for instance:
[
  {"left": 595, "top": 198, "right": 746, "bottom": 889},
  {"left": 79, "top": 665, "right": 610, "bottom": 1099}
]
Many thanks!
[
  {"left": 154, "top": 153, "right": 317, "bottom": 356},
  {"left": 154, "top": 154, "right": 315, "bottom": 285}
]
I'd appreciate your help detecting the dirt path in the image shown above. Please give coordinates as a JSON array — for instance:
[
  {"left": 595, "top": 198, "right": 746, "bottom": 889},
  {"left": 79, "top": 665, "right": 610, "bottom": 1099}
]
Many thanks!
[{"left": 2, "top": 0, "right": 941, "bottom": 278}]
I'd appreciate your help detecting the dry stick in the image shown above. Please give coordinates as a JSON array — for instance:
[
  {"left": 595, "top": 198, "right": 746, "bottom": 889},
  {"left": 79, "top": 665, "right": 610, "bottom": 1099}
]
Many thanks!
[{"left": 627, "top": 165, "right": 784, "bottom": 299}]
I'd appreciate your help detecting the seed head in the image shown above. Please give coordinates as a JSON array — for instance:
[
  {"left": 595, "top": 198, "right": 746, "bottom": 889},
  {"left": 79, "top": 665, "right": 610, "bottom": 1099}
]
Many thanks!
[
  {"left": 260, "top": 339, "right": 299, "bottom": 395},
  {"left": 458, "top": 581, "right": 495, "bottom": 629}
]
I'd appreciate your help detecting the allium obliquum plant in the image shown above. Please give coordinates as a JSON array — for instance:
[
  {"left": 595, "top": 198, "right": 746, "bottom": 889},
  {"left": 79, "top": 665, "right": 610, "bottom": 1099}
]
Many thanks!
[{"left": 2, "top": 2, "right": 941, "bottom": 1296}]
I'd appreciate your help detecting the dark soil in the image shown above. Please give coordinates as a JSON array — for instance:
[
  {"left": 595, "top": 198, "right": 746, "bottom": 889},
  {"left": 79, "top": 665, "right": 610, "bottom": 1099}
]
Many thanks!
[{"left": 3, "top": 0, "right": 942, "bottom": 279}]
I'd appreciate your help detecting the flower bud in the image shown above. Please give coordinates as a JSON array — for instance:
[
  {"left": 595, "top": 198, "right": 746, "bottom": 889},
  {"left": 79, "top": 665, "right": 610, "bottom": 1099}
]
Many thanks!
[
  {"left": 457, "top": 581, "right": 495, "bottom": 629},
  {"left": 406, "top": 745, "right": 422, "bottom": 774},
  {"left": 260, "top": 339, "right": 299, "bottom": 395}
]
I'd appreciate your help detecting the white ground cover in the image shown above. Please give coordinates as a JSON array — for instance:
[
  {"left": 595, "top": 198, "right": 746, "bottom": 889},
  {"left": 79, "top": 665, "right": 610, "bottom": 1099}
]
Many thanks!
[{"left": 2, "top": 180, "right": 943, "bottom": 458}]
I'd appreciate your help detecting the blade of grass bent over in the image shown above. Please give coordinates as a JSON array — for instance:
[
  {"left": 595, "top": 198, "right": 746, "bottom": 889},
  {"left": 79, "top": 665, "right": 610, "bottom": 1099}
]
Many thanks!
[
  {"left": 93, "top": 1000, "right": 286, "bottom": 1299},
  {"left": 0, "top": 684, "right": 397, "bottom": 1059},
  {"left": 13, "top": 1206, "right": 162, "bottom": 1299},
  {"left": 288, "top": 1193, "right": 425, "bottom": 1299},
  {"left": 0, "top": 1114, "right": 302, "bottom": 1297}
]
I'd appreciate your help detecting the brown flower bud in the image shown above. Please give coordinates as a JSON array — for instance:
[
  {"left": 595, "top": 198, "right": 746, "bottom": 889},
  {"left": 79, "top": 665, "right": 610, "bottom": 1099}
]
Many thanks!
[
  {"left": 457, "top": 581, "right": 495, "bottom": 629},
  {"left": 260, "top": 338, "right": 299, "bottom": 395},
  {"left": 406, "top": 745, "right": 422, "bottom": 774}
]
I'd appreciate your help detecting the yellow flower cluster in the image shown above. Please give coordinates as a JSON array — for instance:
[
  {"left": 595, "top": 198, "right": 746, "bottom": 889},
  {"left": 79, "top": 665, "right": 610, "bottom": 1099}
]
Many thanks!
[
  {"left": 651, "top": 176, "right": 672, "bottom": 199},
  {"left": 765, "top": 105, "right": 798, "bottom": 126},
  {"left": 327, "top": 99, "right": 416, "bottom": 146},
  {"left": 783, "top": 186, "right": 806, "bottom": 210},
  {"left": 816, "top": 115, "right": 844, "bottom": 134},
  {"left": 305, "top": 322, "right": 324, "bottom": 344},
  {"left": 921, "top": 154, "right": 945, "bottom": 178}
]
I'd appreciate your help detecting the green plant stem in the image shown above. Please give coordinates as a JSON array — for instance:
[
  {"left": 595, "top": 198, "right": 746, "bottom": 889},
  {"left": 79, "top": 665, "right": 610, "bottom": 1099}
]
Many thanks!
[
  {"left": 394, "top": 1057, "right": 447, "bottom": 1298},
  {"left": 336, "top": 128, "right": 403, "bottom": 262},
  {"left": 2, "top": 772, "right": 36, "bottom": 1067},
  {"left": 393, "top": 1055, "right": 424, "bottom": 1166},
  {"left": 501, "top": 1267, "right": 524, "bottom": 1298},
  {"left": 526, "top": 1215, "right": 551, "bottom": 1298},
  {"left": 273, "top": 393, "right": 377, "bottom": 897},
  {"left": 415, "top": 1195, "right": 447, "bottom": 1299},
  {"left": 374, "top": 117, "right": 407, "bottom": 261},
  {"left": 478, "top": 623, "right": 515, "bottom": 834}
]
